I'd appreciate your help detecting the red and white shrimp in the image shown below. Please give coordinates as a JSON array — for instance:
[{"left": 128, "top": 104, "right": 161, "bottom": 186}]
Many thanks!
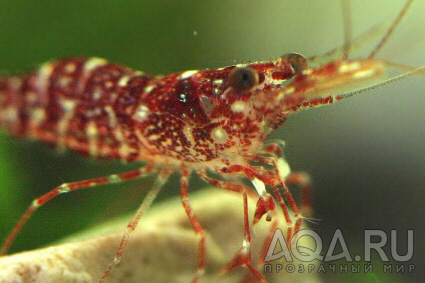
[{"left": 0, "top": 0, "right": 423, "bottom": 282}]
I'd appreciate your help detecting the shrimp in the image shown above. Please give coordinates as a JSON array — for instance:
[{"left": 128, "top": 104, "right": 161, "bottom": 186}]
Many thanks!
[{"left": 0, "top": 0, "right": 423, "bottom": 282}]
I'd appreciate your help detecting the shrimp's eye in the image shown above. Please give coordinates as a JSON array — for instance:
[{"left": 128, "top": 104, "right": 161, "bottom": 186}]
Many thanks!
[
  {"left": 281, "top": 53, "right": 308, "bottom": 74},
  {"left": 228, "top": 67, "right": 259, "bottom": 92}
]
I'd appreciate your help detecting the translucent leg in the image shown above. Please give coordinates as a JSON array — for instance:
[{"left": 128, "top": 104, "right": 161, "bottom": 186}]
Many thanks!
[
  {"left": 1, "top": 164, "right": 156, "bottom": 256},
  {"left": 99, "top": 168, "right": 171, "bottom": 282}
]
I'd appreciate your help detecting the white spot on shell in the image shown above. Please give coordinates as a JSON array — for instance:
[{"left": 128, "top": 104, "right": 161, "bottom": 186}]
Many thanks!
[
  {"left": 104, "top": 81, "right": 114, "bottom": 89},
  {"left": 183, "top": 124, "right": 195, "bottom": 145},
  {"left": 84, "top": 57, "right": 108, "bottom": 72},
  {"left": 180, "top": 70, "right": 198, "bottom": 79},
  {"left": 118, "top": 142, "right": 132, "bottom": 158},
  {"left": 37, "top": 62, "right": 54, "bottom": 101},
  {"left": 144, "top": 85, "right": 154, "bottom": 93},
  {"left": 56, "top": 98, "right": 78, "bottom": 150},
  {"left": 104, "top": 106, "right": 118, "bottom": 127},
  {"left": 64, "top": 63, "right": 77, "bottom": 73},
  {"left": 114, "top": 129, "right": 124, "bottom": 143},
  {"left": 31, "top": 108, "right": 46, "bottom": 122},
  {"left": 133, "top": 104, "right": 150, "bottom": 121},
  {"left": 353, "top": 69, "right": 375, "bottom": 79},
  {"left": 39, "top": 62, "right": 54, "bottom": 78},
  {"left": 86, "top": 121, "right": 99, "bottom": 157},
  {"left": 231, "top": 101, "right": 248, "bottom": 113},
  {"left": 92, "top": 90, "right": 102, "bottom": 100},
  {"left": 148, "top": 134, "right": 160, "bottom": 141},
  {"left": 59, "top": 99, "right": 76, "bottom": 112},
  {"left": 118, "top": 75, "right": 131, "bottom": 87},
  {"left": 58, "top": 77, "right": 71, "bottom": 88},
  {"left": 339, "top": 62, "right": 361, "bottom": 73},
  {"left": 87, "top": 121, "right": 98, "bottom": 137},
  {"left": 211, "top": 127, "right": 228, "bottom": 144}
]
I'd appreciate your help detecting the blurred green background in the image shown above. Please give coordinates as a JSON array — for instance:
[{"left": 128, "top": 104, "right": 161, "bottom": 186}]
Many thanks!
[{"left": 0, "top": 0, "right": 423, "bottom": 282}]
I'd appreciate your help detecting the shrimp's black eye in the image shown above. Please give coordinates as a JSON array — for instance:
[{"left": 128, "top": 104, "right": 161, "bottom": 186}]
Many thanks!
[
  {"left": 281, "top": 53, "right": 308, "bottom": 74},
  {"left": 228, "top": 67, "right": 259, "bottom": 92}
]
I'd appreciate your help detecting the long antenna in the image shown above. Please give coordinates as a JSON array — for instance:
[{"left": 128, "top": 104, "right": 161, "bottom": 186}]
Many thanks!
[
  {"left": 368, "top": 0, "right": 414, "bottom": 59},
  {"left": 341, "top": 0, "right": 352, "bottom": 60}
]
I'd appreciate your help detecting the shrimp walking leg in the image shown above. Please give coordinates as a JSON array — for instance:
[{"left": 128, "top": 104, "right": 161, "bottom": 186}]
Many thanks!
[
  {"left": 0, "top": 164, "right": 157, "bottom": 256},
  {"left": 180, "top": 165, "right": 208, "bottom": 283},
  {"left": 286, "top": 172, "right": 313, "bottom": 218},
  {"left": 100, "top": 168, "right": 171, "bottom": 282},
  {"left": 197, "top": 169, "right": 267, "bottom": 282}
]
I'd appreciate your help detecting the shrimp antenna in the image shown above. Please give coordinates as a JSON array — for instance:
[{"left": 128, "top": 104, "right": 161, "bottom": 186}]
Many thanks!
[
  {"left": 368, "top": 0, "right": 415, "bottom": 59},
  {"left": 301, "top": 216, "right": 322, "bottom": 226},
  {"left": 341, "top": 0, "right": 352, "bottom": 59}
]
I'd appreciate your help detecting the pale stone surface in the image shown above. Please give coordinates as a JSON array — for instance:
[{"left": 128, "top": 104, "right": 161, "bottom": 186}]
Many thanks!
[{"left": 0, "top": 189, "right": 321, "bottom": 283}]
